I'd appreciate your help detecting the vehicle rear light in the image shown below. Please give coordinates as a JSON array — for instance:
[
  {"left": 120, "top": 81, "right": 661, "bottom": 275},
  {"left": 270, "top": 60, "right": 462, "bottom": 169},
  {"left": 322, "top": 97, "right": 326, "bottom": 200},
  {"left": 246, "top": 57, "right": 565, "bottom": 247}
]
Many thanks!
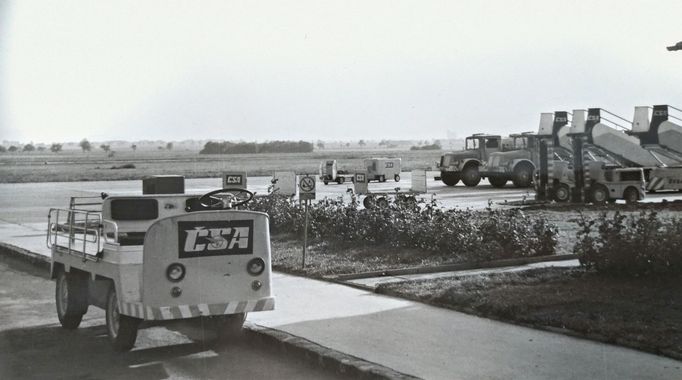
[
  {"left": 247, "top": 258, "right": 265, "bottom": 276},
  {"left": 166, "top": 263, "right": 186, "bottom": 282}
]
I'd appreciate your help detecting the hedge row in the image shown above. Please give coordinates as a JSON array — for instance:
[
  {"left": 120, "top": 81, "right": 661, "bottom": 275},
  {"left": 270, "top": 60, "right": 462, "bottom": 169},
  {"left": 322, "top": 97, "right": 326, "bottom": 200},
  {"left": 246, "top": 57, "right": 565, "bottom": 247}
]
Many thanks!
[
  {"left": 574, "top": 211, "right": 682, "bottom": 276},
  {"left": 247, "top": 194, "right": 558, "bottom": 262}
]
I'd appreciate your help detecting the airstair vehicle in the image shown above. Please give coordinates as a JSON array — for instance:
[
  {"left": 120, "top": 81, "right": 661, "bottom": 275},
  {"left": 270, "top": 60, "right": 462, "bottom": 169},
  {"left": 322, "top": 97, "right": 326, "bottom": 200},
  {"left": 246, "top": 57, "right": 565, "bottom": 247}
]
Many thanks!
[
  {"left": 629, "top": 105, "right": 682, "bottom": 191},
  {"left": 47, "top": 176, "right": 274, "bottom": 351},
  {"left": 535, "top": 110, "right": 646, "bottom": 203},
  {"left": 574, "top": 107, "right": 682, "bottom": 192}
]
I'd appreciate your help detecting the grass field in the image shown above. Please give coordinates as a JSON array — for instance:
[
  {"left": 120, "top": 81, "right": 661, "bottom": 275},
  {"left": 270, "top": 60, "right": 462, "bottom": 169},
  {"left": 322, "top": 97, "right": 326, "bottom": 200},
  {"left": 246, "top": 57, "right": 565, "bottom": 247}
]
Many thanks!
[
  {"left": 376, "top": 267, "right": 682, "bottom": 360},
  {"left": 0, "top": 148, "right": 442, "bottom": 183}
]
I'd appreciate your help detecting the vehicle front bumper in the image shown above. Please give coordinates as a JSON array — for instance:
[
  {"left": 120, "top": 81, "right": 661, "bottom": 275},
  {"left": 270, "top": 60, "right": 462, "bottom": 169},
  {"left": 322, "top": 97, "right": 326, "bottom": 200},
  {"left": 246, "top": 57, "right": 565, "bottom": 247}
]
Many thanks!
[{"left": 120, "top": 296, "right": 275, "bottom": 320}]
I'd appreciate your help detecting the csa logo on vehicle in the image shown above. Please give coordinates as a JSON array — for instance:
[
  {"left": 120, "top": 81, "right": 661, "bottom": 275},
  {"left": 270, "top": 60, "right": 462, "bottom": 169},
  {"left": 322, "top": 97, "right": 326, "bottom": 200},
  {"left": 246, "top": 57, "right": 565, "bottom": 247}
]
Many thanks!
[{"left": 178, "top": 220, "right": 254, "bottom": 258}]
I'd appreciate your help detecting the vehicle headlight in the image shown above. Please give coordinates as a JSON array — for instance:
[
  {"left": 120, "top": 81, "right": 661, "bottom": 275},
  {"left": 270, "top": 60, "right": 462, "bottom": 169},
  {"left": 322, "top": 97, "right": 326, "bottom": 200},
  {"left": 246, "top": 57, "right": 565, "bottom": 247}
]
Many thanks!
[
  {"left": 166, "top": 263, "right": 186, "bottom": 282},
  {"left": 247, "top": 258, "right": 265, "bottom": 276}
]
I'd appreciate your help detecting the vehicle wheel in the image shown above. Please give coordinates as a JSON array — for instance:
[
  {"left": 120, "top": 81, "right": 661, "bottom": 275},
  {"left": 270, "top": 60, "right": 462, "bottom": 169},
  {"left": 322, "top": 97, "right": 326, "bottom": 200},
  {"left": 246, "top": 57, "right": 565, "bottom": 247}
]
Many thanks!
[
  {"left": 553, "top": 184, "right": 571, "bottom": 203},
  {"left": 362, "top": 196, "right": 375, "bottom": 209},
  {"left": 380, "top": 175, "right": 386, "bottom": 182},
  {"left": 488, "top": 177, "right": 507, "bottom": 188},
  {"left": 323, "top": 179, "right": 328, "bottom": 185},
  {"left": 624, "top": 187, "right": 639, "bottom": 204},
  {"left": 106, "top": 286, "right": 140, "bottom": 352},
  {"left": 461, "top": 165, "right": 481, "bottom": 187},
  {"left": 394, "top": 174, "right": 400, "bottom": 182},
  {"left": 214, "top": 313, "right": 246, "bottom": 340},
  {"left": 55, "top": 271, "right": 88, "bottom": 330},
  {"left": 376, "top": 197, "right": 389, "bottom": 208},
  {"left": 590, "top": 185, "right": 609, "bottom": 205},
  {"left": 512, "top": 163, "right": 533, "bottom": 188},
  {"left": 441, "top": 172, "right": 460, "bottom": 186}
]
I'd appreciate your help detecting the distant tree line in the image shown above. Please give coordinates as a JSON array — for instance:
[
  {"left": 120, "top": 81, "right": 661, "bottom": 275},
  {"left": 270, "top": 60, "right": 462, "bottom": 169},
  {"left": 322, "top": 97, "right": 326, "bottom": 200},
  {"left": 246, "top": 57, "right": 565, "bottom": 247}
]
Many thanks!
[
  {"left": 410, "top": 143, "right": 442, "bottom": 151},
  {"left": 200, "top": 140, "right": 314, "bottom": 154}
]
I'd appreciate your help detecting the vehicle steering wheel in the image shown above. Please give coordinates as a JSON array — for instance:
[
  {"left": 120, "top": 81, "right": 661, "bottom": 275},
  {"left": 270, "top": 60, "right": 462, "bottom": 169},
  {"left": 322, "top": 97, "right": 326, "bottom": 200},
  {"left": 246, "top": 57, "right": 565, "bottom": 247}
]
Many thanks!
[{"left": 199, "top": 188, "right": 254, "bottom": 209}]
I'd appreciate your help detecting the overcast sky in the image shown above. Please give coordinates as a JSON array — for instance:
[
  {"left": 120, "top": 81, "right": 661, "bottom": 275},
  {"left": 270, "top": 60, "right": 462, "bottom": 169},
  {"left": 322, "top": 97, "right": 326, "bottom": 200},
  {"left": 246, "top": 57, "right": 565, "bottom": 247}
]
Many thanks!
[{"left": 1, "top": 0, "right": 680, "bottom": 144}]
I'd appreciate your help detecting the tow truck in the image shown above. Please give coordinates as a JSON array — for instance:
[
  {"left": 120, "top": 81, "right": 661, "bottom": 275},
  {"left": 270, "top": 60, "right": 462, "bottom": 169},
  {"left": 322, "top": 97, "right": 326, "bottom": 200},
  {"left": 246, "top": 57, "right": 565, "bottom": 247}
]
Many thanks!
[{"left": 47, "top": 176, "right": 274, "bottom": 351}]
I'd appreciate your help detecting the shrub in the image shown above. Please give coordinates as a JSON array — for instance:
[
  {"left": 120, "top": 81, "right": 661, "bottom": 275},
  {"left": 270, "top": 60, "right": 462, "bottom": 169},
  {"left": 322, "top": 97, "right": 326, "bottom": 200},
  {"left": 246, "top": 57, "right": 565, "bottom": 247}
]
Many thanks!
[
  {"left": 574, "top": 211, "right": 682, "bottom": 276},
  {"left": 246, "top": 194, "right": 558, "bottom": 262}
]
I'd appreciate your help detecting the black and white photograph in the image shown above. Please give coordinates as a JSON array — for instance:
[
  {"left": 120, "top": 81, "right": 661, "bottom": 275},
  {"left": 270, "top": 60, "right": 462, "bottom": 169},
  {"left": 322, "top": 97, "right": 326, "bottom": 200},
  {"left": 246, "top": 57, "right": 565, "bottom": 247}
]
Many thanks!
[{"left": 1, "top": 1, "right": 681, "bottom": 379}]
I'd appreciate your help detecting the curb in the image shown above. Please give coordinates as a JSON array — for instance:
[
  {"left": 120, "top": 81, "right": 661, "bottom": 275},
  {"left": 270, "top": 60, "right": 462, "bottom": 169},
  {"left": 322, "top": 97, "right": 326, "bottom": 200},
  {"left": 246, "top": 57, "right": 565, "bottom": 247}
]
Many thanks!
[
  {"left": 244, "top": 323, "right": 420, "bottom": 380},
  {"left": 0, "top": 241, "right": 420, "bottom": 380},
  {"left": 0, "top": 242, "right": 50, "bottom": 270},
  {"left": 329, "top": 254, "right": 578, "bottom": 281}
]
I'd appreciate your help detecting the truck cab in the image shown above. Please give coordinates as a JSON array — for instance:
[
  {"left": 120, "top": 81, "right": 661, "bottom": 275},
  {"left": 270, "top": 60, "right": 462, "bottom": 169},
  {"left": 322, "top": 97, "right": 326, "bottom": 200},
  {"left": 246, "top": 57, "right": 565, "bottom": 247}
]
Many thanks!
[
  {"left": 437, "top": 134, "right": 505, "bottom": 187},
  {"left": 480, "top": 132, "right": 537, "bottom": 188}
]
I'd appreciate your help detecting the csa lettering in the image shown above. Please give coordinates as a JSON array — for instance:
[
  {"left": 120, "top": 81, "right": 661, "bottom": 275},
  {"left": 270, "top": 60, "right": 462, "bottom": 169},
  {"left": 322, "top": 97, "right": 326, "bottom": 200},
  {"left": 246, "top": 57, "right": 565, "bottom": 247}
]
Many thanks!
[
  {"left": 184, "top": 226, "right": 250, "bottom": 252},
  {"left": 178, "top": 220, "right": 254, "bottom": 257}
]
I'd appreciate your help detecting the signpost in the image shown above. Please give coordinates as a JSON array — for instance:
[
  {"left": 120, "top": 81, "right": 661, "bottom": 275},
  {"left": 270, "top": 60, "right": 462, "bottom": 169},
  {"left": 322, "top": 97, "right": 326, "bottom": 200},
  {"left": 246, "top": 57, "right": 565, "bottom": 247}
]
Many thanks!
[
  {"left": 222, "top": 171, "right": 247, "bottom": 189},
  {"left": 298, "top": 175, "right": 316, "bottom": 268}
]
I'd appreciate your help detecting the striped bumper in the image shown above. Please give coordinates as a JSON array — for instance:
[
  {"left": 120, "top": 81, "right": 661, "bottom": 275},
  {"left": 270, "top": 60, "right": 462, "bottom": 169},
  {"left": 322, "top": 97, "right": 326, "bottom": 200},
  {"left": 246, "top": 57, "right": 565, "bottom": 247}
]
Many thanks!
[
  {"left": 647, "top": 177, "right": 667, "bottom": 191},
  {"left": 120, "top": 297, "right": 275, "bottom": 320}
]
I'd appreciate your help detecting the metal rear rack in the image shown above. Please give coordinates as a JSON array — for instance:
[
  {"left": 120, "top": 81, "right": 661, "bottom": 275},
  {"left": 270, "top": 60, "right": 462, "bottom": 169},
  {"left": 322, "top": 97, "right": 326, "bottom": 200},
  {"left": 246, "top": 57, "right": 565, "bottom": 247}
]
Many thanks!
[{"left": 47, "top": 196, "right": 105, "bottom": 262}]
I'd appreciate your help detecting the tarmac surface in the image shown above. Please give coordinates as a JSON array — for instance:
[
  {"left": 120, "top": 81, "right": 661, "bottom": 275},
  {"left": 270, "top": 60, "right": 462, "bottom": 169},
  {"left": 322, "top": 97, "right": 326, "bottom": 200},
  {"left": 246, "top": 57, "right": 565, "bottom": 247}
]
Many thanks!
[{"left": 2, "top": 178, "right": 682, "bottom": 379}]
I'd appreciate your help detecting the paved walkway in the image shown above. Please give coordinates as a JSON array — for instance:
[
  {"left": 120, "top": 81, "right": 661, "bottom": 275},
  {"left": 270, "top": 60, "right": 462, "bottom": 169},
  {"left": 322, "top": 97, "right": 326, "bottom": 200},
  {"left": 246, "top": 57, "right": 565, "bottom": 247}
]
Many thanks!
[{"left": 1, "top": 222, "right": 681, "bottom": 379}]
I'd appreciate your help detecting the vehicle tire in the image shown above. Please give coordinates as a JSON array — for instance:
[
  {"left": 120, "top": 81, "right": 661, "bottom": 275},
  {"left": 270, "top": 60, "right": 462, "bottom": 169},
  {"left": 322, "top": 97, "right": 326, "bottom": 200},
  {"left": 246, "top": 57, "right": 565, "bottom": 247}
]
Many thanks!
[
  {"left": 55, "top": 270, "right": 88, "bottom": 330},
  {"left": 214, "top": 313, "right": 246, "bottom": 340},
  {"left": 323, "top": 179, "right": 328, "bottom": 185},
  {"left": 441, "top": 172, "right": 460, "bottom": 186},
  {"left": 362, "top": 196, "right": 375, "bottom": 209},
  {"left": 590, "top": 185, "right": 609, "bottom": 205},
  {"left": 106, "top": 286, "right": 140, "bottom": 352},
  {"left": 380, "top": 175, "right": 386, "bottom": 182},
  {"left": 376, "top": 197, "right": 389, "bottom": 208},
  {"left": 488, "top": 177, "right": 507, "bottom": 188},
  {"left": 461, "top": 165, "right": 481, "bottom": 187},
  {"left": 394, "top": 174, "right": 400, "bottom": 182},
  {"left": 553, "top": 184, "right": 571, "bottom": 203},
  {"left": 512, "top": 163, "right": 533, "bottom": 188},
  {"left": 624, "top": 187, "right": 639, "bottom": 204}
]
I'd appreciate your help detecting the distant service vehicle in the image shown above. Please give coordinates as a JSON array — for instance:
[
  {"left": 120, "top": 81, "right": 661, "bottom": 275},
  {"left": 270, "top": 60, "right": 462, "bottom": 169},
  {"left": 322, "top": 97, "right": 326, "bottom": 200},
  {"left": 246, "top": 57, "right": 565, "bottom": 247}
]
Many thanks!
[
  {"left": 47, "top": 176, "right": 274, "bottom": 351},
  {"left": 364, "top": 158, "right": 402, "bottom": 182},
  {"left": 319, "top": 160, "right": 355, "bottom": 185}
]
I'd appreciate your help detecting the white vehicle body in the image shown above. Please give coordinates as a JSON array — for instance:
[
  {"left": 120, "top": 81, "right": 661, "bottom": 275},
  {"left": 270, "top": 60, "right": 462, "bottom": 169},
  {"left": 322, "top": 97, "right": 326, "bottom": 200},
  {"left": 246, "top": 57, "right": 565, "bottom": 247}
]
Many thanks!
[
  {"left": 47, "top": 191, "right": 274, "bottom": 350},
  {"left": 363, "top": 158, "right": 402, "bottom": 182}
]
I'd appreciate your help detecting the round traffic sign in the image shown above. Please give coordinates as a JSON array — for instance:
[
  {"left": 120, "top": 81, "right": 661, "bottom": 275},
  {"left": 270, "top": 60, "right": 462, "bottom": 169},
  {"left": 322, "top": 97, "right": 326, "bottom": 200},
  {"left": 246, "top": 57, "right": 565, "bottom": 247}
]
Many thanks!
[{"left": 300, "top": 176, "right": 316, "bottom": 192}]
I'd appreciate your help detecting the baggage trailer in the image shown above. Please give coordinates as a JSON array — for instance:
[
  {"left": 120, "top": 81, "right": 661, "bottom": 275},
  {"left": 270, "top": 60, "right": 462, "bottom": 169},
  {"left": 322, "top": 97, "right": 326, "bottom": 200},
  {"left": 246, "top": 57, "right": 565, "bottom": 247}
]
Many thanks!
[
  {"left": 47, "top": 177, "right": 274, "bottom": 351},
  {"left": 364, "top": 158, "right": 402, "bottom": 182}
]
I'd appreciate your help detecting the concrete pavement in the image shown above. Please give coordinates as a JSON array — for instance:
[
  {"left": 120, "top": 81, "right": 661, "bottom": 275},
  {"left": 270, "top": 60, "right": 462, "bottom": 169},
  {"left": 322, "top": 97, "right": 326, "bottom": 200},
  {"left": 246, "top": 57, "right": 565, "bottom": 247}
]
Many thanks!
[{"left": 1, "top": 222, "right": 680, "bottom": 379}]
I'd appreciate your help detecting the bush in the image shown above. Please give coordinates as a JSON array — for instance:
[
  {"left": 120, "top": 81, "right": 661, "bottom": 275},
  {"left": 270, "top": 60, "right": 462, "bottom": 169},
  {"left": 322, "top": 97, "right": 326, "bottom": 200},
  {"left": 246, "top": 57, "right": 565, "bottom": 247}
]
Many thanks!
[
  {"left": 574, "top": 211, "right": 682, "bottom": 276},
  {"left": 246, "top": 194, "right": 558, "bottom": 262}
]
